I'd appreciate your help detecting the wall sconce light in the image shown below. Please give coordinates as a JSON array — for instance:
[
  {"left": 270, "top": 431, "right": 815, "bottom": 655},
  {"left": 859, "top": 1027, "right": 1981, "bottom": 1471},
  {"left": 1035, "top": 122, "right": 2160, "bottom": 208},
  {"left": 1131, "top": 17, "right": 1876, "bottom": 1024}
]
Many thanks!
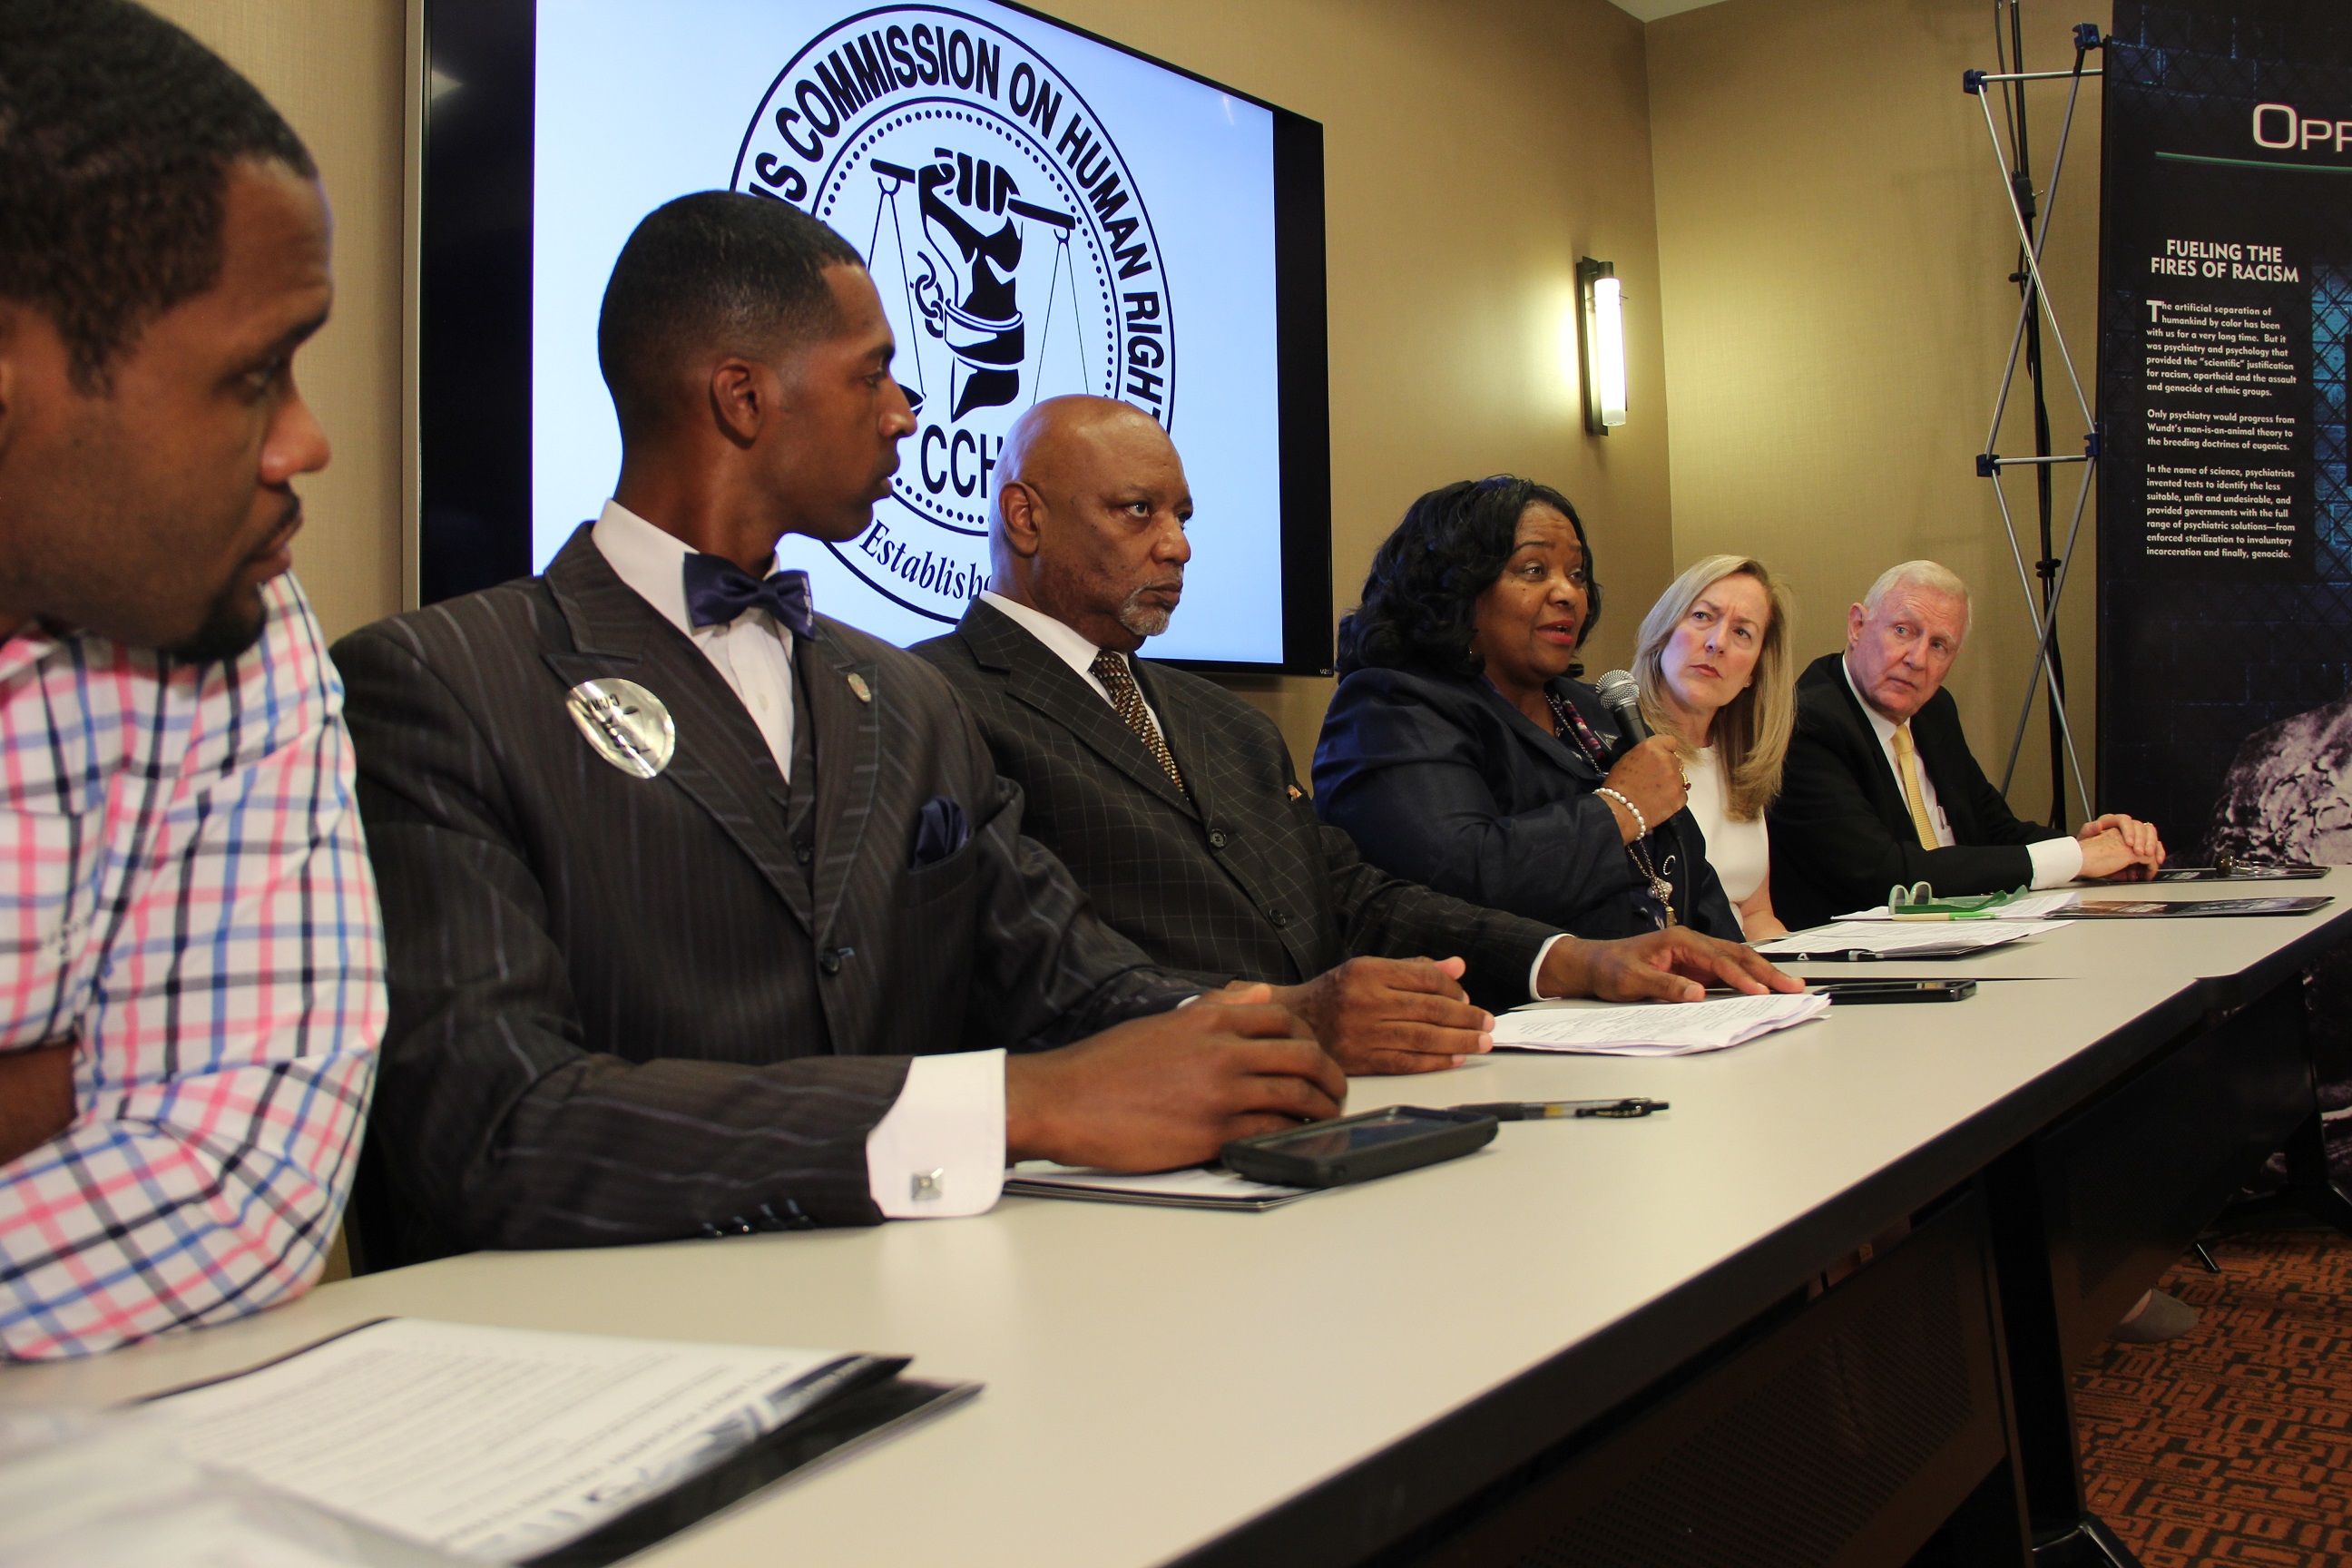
[{"left": 1578, "top": 257, "right": 1627, "bottom": 435}]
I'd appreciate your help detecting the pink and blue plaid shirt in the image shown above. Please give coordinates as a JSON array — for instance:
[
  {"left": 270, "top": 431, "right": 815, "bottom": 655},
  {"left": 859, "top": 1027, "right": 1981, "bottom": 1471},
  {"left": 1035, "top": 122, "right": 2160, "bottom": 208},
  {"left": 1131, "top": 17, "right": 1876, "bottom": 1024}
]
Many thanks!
[{"left": 0, "top": 573, "right": 385, "bottom": 1359}]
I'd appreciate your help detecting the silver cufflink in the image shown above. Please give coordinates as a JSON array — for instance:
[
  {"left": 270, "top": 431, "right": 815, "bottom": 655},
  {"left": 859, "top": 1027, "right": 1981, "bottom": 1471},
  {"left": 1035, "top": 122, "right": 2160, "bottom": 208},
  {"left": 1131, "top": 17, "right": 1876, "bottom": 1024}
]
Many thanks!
[{"left": 910, "top": 1169, "right": 946, "bottom": 1202}]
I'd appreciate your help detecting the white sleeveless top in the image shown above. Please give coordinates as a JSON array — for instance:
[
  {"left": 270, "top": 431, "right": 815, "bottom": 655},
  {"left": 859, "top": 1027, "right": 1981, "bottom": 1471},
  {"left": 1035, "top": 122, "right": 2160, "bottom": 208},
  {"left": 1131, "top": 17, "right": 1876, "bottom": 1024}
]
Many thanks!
[{"left": 1683, "top": 746, "right": 1770, "bottom": 923}]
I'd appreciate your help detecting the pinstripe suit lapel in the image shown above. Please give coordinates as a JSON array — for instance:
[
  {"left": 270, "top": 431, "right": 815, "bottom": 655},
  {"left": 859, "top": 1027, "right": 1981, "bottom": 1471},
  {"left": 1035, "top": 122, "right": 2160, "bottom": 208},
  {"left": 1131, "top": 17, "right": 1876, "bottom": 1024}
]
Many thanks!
[
  {"left": 797, "top": 623, "right": 880, "bottom": 941},
  {"left": 541, "top": 530, "right": 815, "bottom": 936},
  {"left": 960, "top": 598, "right": 1199, "bottom": 819}
]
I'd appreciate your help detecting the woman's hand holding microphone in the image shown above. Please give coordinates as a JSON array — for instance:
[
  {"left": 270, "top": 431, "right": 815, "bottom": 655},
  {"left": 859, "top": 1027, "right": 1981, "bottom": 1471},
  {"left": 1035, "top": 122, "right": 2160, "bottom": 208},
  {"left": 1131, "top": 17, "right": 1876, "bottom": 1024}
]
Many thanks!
[{"left": 1596, "top": 735, "right": 1689, "bottom": 844}]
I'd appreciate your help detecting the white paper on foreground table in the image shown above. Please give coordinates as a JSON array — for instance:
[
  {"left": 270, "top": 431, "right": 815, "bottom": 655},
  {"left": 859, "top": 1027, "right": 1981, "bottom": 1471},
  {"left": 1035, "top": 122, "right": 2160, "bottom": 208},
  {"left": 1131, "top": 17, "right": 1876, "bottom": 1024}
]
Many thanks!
[
  {"left": 1493, "top": 992, "right": 1831, "bottom": 1056},
  {"left": 1754, "top": 919, "right": 2069, "bottom": 956},
  {"left": 0, "top": 1407, "right": 464, "bottom": 1568},
  {"left": 147, "top": 1318, "right": 875, "bottom": 1563}
]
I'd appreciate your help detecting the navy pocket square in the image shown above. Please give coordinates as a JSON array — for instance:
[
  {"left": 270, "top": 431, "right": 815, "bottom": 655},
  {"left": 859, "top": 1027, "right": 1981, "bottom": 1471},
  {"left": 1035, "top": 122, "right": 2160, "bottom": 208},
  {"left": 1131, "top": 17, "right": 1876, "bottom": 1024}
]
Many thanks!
[{"left": 912, "top": 795, "right": 970, "bottom": 868}]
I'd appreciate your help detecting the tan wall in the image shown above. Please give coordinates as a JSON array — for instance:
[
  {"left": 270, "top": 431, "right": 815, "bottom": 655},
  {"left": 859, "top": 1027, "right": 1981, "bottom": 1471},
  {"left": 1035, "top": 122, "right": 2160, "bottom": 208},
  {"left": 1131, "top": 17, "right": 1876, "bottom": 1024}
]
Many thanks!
[
  {"left": 155, "top": 0, "right": 1670, "bottom": 769},
  {"left": 158, "top": 0, "right": 2115, "bottom": 824},
  {"left": 1647, "top": 0, "right": 2109, "bottom": 826},
  {"left": 146, "top": 0, "right": 409, "bottom": 645},
  {"left": 1038, "top": 0, "right": 1681, "bottom": 769}
]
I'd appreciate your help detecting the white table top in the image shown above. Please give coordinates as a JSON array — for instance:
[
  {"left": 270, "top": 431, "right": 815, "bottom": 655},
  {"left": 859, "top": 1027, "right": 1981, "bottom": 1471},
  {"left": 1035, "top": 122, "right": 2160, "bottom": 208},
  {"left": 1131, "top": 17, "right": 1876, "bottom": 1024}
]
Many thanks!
[
  {"left": 0, "top": 973, "right": 2213, "bottom": 1568},
  {"left": 1778, "top": 866, "right": 2352, "bottom": 985}
]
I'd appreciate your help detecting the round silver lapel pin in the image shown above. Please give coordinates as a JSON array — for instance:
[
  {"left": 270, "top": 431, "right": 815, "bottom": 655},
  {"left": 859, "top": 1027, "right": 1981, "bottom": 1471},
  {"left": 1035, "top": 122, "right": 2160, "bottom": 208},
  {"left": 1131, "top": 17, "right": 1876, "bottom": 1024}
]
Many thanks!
[
  {"left": 846, "top": 671, "right": 873, "bottom": 704},
  {"left": 566, "top": 679, "right": 676, "bottom": 779}
]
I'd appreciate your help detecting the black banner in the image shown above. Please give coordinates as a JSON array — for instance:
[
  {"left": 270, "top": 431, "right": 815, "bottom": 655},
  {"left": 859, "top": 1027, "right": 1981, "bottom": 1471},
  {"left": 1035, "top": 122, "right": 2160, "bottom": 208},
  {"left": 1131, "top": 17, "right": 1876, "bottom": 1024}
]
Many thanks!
[{"left": 2098, "top": 2, "right": 2352, "bottom": 857}]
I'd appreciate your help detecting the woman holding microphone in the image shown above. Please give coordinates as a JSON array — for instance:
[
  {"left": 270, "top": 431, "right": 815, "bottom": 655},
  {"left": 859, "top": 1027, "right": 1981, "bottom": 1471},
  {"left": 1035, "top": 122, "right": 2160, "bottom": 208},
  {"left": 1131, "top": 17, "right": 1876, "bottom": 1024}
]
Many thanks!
[{"left": 1312, "top": 477, "right": 1740, "bottom": 941}]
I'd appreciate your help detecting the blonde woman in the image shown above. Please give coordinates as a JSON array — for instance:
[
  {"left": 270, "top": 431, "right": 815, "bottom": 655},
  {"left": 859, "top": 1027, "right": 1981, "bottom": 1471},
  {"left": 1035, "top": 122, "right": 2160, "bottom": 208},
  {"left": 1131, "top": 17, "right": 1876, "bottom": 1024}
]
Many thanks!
[{"left": 1632, "top": 556, "right": 1797, "bottom": 939}]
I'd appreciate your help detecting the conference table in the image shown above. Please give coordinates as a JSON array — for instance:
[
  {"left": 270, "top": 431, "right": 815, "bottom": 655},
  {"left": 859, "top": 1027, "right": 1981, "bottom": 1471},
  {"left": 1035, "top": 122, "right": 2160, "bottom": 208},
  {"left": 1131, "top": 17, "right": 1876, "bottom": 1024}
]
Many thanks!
[
  {"left": 1772, "top": 875, "right": 2350, "bottom": 989},
  {"left": 6, "top": 873, "right": 2350, "bottom": 1568},
  {"left": 1775, "top": 872, "right": 2352, "bottom": 1565}
]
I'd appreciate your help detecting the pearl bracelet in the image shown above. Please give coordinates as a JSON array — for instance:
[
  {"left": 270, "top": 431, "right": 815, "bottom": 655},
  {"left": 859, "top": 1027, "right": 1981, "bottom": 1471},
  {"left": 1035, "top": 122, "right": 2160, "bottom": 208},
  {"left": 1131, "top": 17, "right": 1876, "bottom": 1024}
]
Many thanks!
[{"left": 1594, "top": 786, "right": 1647, "bottom": 840}]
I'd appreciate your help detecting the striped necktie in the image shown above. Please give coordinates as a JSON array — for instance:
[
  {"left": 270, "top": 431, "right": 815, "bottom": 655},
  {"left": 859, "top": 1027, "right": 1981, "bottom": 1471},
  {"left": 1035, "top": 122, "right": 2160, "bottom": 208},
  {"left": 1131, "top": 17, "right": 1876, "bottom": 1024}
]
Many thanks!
[
  {"left": 1091, "top": 650, "right": 1186, "bottom": 793},
  {"left": 1891, "top": 721, "right": 1940, "bottom": 849}
]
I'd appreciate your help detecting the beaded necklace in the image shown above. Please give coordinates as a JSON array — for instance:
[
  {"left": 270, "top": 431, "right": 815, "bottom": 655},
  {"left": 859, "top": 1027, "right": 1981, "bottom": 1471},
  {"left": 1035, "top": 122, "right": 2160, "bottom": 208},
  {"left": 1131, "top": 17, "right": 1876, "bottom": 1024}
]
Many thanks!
[{"left": 1544, "top": 690, "right": 1677, "bottom": 927}]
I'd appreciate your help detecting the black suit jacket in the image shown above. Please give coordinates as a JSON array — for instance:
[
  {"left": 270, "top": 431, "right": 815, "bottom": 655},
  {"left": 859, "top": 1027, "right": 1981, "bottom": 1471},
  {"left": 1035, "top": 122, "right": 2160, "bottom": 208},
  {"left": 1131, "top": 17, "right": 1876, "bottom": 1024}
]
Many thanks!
[
  {"left": 1767, "top": 652, "right": 2050, "bottom": 930},
  {"left": 1310, "top": 667, "right": 1740, "bottom": 941},
  {"left": 333, "top": 528, "right": 1194, "bottom": 1265},
  {"left": 912, "top": 600, "right": 1561, "bottom": 1010}
]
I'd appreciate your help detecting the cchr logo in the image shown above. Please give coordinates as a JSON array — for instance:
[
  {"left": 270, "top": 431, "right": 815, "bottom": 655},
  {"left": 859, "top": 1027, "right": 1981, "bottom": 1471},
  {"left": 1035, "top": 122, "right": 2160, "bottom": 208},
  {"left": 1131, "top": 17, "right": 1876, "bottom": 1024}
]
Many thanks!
[{"left": 733, "top": 7, "right": 1176, "bottom": 622}]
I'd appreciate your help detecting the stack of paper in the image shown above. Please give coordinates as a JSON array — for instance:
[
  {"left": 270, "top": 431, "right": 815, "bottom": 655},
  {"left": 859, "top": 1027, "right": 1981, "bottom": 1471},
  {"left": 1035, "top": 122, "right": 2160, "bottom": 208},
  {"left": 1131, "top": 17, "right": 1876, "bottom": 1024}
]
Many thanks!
[
  {"left": 1491, "top": 991, "right": 1831, "bottom": 1057},
  {"left": 142, "top": 1318, "right": 944, "bottom": 1563},
  {"left": 0, "top": 1406, "right": 462, "bottom": 1568},
  {"left": 1755, "top": 919, "right": 2067, "bottom": 958}
]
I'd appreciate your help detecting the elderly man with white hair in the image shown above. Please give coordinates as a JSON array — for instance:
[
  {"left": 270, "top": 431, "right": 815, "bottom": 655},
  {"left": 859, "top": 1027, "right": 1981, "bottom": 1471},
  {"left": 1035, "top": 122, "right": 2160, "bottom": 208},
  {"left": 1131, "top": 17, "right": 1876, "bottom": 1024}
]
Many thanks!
[{"left": 1768, "top": 560, "right": 2163, "bottom": 932}]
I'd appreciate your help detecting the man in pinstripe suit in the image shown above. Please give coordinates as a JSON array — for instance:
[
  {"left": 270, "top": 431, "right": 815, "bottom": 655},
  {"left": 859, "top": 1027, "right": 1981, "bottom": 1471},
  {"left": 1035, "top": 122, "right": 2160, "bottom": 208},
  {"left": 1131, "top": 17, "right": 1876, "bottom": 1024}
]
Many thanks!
[
  {"left": 916, "top": 397, "right": 1797, "bottom": 1075},
  {"left": 334, "top": 195, "right": 1343, "bottom": 1268}
]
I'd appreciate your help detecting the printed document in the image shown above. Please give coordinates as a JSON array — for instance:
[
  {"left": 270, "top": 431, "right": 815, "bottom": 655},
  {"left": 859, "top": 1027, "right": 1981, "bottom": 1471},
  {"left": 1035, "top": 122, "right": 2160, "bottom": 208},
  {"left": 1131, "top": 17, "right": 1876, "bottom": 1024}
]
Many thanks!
[
  {"left": 148, "top": 1318, "right": 881, "bottom": 1563},
  {"left": 1492, "top": 992, "right": 1830, "bottom": 1056},
  {"left": 1755, "top": 919, "right": 2069, "bottom": 956},
  {"left": 0, "top": 1406, "right": 465, "bottom": 1568}
]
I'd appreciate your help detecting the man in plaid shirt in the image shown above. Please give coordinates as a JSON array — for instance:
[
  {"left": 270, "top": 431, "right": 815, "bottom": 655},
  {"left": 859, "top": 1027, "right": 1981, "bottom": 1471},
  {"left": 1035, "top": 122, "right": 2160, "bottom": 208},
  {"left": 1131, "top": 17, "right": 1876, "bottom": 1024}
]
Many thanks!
[{"left": 0, "top": 0, "right": 385, "bottom": 1358}]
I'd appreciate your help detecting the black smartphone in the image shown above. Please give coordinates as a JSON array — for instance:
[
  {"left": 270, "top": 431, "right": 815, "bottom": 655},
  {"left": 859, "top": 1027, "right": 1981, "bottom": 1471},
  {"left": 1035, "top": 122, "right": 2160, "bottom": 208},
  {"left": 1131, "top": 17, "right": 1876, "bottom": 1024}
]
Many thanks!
[
  {"left": 1808, "top": 979, "right": 1977, "bottom": 1004},
  {"left": 1221, "top": 1106, "right": 1497, "bottom": 1189}
]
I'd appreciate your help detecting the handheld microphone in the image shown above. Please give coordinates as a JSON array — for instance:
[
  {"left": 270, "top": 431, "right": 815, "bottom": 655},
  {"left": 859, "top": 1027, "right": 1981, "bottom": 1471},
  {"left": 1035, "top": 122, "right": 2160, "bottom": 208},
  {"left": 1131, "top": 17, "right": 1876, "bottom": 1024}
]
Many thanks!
[{"left": 1593, "top": 669, "right": 1652, "bottom": 743}]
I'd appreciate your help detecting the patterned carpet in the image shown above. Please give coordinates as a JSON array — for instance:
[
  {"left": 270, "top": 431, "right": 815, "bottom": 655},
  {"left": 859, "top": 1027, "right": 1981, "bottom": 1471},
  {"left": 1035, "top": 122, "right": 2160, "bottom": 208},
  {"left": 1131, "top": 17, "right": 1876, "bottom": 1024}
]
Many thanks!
[{"left": 2074, "top": 1231, "right": 2352, "bottom": 1565}]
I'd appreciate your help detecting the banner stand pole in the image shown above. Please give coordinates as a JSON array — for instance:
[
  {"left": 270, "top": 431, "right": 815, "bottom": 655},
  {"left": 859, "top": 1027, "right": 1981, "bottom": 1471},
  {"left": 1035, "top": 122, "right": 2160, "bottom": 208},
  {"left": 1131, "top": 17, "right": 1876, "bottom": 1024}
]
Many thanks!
[
  {"left": 1965, "top": 17, "right": 2104, "bottom": 828},
  {"left": 1991, "top": 446, "right": 2099, "bottom": 817},
  {"left": 1969, "top": 38, "right": 2151, "bottom": 1568}
]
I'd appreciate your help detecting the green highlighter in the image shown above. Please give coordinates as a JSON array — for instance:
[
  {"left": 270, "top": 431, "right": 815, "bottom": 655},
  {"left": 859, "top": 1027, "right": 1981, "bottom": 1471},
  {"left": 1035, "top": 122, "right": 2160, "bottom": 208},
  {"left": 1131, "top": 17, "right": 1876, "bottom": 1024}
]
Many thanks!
[{"left": 1886, "top": 881, "right": 2033, "bottom": 921}]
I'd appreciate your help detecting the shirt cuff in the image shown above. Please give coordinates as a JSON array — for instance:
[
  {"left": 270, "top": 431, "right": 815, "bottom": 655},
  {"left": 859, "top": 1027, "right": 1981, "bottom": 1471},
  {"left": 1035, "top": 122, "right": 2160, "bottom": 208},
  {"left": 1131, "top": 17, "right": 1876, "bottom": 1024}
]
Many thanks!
[
  {"left": 1528, "top": 933, "right": 1573, "bottom": 1000},
  {"left": 2027, "top": 836, "right": 2085, "bottom": 889},
  {"left": 867, "top": 1050, "right": 1006, "bottom": 1218}
]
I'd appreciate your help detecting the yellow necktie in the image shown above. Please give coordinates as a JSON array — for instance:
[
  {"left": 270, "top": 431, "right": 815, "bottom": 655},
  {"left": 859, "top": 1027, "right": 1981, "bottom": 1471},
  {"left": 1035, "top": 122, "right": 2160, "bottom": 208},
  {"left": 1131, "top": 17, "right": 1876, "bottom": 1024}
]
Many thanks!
[{"left": 1891, "top": 722, "right": 1939, "bottom": 850}]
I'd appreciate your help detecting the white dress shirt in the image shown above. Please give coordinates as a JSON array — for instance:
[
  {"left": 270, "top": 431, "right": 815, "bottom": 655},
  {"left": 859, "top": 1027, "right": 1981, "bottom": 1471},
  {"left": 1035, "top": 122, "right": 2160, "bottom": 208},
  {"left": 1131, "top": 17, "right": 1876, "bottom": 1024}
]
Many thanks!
[
  {"left": 980, "top": 591, "right": 1573, "bottom": 995},
  {"left": 593, "top": 501, "right": 1004, "bottom": 1218},
  {"left": 1683, "top": 747, "right": 1770, "bottom": 920},
  {"left": 980, "top": 591, "right": 1170, "bottom": 733},
  {"left": 1841, "top": 657, "right": 2082, "bottom": 888}
]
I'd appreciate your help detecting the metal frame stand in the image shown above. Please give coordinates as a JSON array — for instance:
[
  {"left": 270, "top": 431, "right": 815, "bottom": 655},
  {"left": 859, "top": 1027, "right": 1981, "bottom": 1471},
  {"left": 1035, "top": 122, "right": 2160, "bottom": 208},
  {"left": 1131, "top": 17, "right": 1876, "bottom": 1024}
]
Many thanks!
[
  {"left": 1968, "top": 35, "right": 2144, "bottom": 1568},
  {"left": 1965, "top": 16, "right": 2106, "bottom": 828}
]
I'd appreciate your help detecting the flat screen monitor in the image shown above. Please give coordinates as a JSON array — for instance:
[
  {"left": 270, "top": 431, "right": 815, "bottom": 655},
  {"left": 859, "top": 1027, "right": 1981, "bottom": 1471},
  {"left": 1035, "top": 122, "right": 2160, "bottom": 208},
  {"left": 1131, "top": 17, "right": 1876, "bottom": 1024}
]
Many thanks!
[{"left": 420, "top": 0, "right": 1332, "bottom": 671}]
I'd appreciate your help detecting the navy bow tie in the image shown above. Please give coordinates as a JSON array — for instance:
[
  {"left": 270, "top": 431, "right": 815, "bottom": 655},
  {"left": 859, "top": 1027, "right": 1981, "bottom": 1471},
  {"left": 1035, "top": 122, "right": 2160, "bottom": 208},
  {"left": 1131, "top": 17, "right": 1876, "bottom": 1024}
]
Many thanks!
[{"left": 681, "top": 554, "right": 816, "bottom": 638}]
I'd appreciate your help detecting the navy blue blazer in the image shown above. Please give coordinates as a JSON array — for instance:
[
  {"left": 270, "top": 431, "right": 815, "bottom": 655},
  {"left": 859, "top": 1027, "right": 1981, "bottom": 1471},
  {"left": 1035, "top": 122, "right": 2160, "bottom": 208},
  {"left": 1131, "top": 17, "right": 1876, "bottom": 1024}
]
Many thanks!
[{"left": 1311, "top": 666, "right": 1740, "bottom": 941}]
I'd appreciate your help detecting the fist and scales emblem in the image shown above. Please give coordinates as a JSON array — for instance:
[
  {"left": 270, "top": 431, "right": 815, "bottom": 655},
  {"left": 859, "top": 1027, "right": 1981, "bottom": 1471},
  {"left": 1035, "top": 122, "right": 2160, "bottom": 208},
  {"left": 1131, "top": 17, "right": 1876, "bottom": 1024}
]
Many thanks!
[{"left": 732, "top": 7, "right": 1176, "bottom": 622}]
